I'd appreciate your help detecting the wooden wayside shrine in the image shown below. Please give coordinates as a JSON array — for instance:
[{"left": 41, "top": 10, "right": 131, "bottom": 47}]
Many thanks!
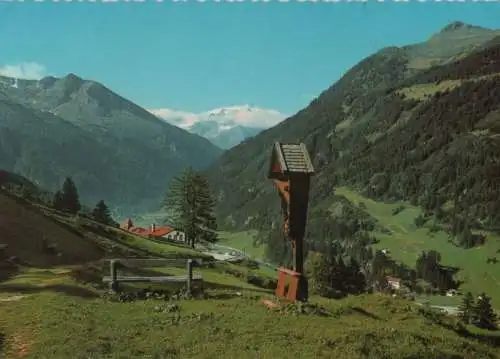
[{"left": 262, "top": 142, "right": 314, "bottom": 308}]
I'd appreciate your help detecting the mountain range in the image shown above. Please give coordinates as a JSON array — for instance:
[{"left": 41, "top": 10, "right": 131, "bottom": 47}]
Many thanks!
[
  {"left": 151, "top": 106, "right": 286, "bottom": 149},
  {"left": 203, "top": 22, "right": 500, "bottom": 231},
  {"left": 2, "top": 20, "right": 500, "bottom": 228},
  {"left": 0, "top": 73, "right": 222, "bottom": 216}
]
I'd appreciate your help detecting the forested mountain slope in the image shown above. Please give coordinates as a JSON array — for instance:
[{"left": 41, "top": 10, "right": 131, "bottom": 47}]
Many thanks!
[
  {"left": 0, "top": 73, "right": 222, "bottom": 216},
  {"left": 205, "top": 22, "right": 500, "bottom": 232}
]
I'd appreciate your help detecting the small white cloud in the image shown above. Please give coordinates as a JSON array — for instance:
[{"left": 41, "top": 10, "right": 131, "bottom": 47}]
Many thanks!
[
  {"left": 0, "top": 62, "right": 48, "bottom": 80},
  {"left": 149, "top": 108, "right": 199, "bottom": 128}
]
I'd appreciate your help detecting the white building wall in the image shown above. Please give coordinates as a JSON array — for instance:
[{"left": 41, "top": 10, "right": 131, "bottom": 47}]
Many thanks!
[{"left": 165, "top": 230, "right": 186, "bottom": 243}]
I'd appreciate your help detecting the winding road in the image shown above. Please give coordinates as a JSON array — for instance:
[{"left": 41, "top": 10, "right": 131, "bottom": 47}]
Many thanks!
[{"left": 199, "top": 241, "right": 278, "bottom": 271}]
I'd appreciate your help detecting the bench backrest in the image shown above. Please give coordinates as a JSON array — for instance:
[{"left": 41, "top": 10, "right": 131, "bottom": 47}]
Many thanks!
[{"left": 108, "top": 258, "right": 204, "bottom": 269}]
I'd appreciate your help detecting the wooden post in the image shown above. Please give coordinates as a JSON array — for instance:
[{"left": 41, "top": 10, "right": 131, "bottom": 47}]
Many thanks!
[
  {"left": 289, "top": 174, "right": 311, "bottom": 302},
  {"left": 267, "top": 142, "right": 314, "bottom": 303},
  {"left": 109, "top": 259, "right": 120, "bottom": 292},
  {"left": 186, "top": 259, "right": 193, "bottom": 295}
]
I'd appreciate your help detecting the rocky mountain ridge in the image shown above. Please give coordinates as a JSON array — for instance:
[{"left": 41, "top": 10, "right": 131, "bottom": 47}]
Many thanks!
[{"left": 0, "top": 73, "right": 222, "bottom": 216}]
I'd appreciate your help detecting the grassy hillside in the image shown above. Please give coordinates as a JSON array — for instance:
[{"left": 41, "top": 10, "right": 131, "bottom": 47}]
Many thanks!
[
  {"left": 0, "top": 191, "right": 104, "bottom": 268},
  {"left": 217, "top": 231, "right": 263, "bottom": 258},
  {"left": 3, "top": 286, "right": 500, "bottom": 359},
  {"left": 216, "top": 188, "right": 500, "bottom": 307},
  {"left": 0, "top": 73, "right": 222, "bottom": 216},
  {"left": 1, "top": 194, "right": 500, "bottom": 358},
  {"left": 202, "top": 23, "right": 500, "bottom": 303},
  {"left": 332, "top": 188, "right": 500, "bottom": 306}
]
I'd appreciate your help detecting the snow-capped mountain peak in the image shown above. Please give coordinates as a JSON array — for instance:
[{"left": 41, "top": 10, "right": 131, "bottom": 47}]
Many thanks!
[{"left": 149, "top": 105, "right": 287, "bottom": 149}]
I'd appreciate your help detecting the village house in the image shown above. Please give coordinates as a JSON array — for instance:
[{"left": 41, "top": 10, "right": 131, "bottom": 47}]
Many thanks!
[
  {"left": 386, "top": 276, "right": 402, "bottom": 290},
  {"left": 163, "top": 228, "right": 186, "bottom": 243},
  {"left": 120, "top": 219, "right": 186, "bottom": 243},
  {"left": 148, "top": 223, "right": 186, "bottom": 243}
]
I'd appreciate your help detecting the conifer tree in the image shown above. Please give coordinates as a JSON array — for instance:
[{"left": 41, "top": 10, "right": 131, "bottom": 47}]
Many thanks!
[
  {"left": 474, "top": 293, "right": 497, "bottom": 330},
  {"left": 52, "top": 190, "right": 64, "bottom": 211},
  {"left": 91, "top": 200, "right": 115, "bottom": 226},
  {"left": 304, "top": 251, "right": 332, "bottom": 297},
  {"left": 59, "top": 177, "right": 81, "bottom": 215},
  {"left": 164, "top": 168, "right": 218, "bottom": 248},
  {"left": 346, "top": 257, "right": 366, "bottom": 294},
  {"left": 458, "top": 291, "right": 475, "bottom": 324},
  {"left": 331, "top": 256, "right": 347, "bottom": 293}
]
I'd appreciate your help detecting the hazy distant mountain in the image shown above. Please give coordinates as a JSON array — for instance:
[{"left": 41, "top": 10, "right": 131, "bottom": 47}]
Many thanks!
[
  {"left": 150, "top": 105, "right": 287, "bottom": 149},
  {"left": 0, "top": 73, "right": 222, "bottom": 216}
]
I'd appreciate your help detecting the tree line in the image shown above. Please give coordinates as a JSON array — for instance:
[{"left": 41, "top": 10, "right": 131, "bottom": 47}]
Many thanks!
[
  {"left": 7, "top": 168, "right": 218, "bottom": 249},
  {"left": 52, "top": 177, "right": 117, "bottom": 226},
  {"left": 459, "top": 292, "right": 497, "bottom": 330}
]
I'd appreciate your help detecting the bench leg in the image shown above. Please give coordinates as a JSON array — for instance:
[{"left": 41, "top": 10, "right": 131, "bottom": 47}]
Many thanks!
[
  {"left": 109, "top": 259, "right": 120, "bottom": 292},
  {"left": 109, "top": 280, "right": 119, "bottom": 293},
  {"left": 186, "top": 259, "right": 193, "bottom": 295}
]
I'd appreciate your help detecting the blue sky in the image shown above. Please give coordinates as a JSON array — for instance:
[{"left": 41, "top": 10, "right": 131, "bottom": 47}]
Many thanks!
[{"left": 0, "top": 1, "right": 499, "bottom": 115}]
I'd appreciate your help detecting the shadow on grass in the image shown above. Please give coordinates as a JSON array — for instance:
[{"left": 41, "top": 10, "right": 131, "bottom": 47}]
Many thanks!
[
  {"left": 107, "top": 280, "right": 271, "bottom": 303},
  {"left": 146, "top": 237, "right": 194, "bottom": 251},
  {"left": 0, "top": 283, "right": 99, "bottom": 299},
  {"left": 425, "top": 311, "right": 500, "bottom": 348},
  {"left": 0, "top": 332, "right": 4, "bottom": 354},
  {"left": 205, "top": 292, "right": 243, "bottom": 300},
  {"left": 350, "top": 306, "right": 382, "bottom": 320},
  {"left": 458, "top": 329, "right": 500, "bottom": 348},
  {"left": 0, "top": 265, "right": 20, "bottom": 284}
]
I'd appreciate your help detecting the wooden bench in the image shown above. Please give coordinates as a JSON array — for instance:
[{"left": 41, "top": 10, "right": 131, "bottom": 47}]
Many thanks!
[{"left": 102, "top": 258, "right": 204, "bottom": 294}]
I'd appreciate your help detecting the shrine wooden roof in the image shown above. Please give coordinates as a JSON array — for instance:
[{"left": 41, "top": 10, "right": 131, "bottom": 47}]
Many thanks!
[{"left": 268, "top": 142, "right": 315, "bottom": 179}]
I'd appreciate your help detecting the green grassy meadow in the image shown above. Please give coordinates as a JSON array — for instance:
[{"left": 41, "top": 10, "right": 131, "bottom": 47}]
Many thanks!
[
  {"left": 2, "top": 228, "right": 500, "bottom": 358},
  {"left": 334, "top": 187, "right": 500, "bottom": 307},
  {"left": 2, "top": 267, "right": 500, "bottom": 359},
  {"left": 217, "top": 230, "right": 263, "bottom": 258},
  {"left": 3, "top": 190, "right": 500, "bottom": 358}
]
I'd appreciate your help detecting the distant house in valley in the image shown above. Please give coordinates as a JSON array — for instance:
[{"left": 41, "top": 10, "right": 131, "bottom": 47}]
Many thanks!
[
  {"left": 386, "top": 276, "right": 402, "bottom": 290},
  {"left": 120, "top": 219, "right": 186, "bottom": 243},
  {"left": 164, "top": 229, "right": 186, "bottom": 243}
]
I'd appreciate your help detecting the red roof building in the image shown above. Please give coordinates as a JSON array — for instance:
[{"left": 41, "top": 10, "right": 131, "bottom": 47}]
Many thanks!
[
  {"left": 149, "top": 226, "right": 174, "bottom": 238},
  {"left": 130, "top": 227, "right": 149, "bottom": 236},
  {"left": 120, "top": 219, "right": 175, "bottom": 239}
]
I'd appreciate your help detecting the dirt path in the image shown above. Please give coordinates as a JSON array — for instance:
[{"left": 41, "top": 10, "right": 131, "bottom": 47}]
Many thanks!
[{"left": 0, "top": 295, "right": 26, "bottom": 302}]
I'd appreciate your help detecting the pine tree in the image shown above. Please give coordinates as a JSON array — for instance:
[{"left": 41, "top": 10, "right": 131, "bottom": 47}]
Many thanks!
[
  {"left": 52, "top": 190, "right": 64, "bottom": 211},
  {"left": 332, "top": 256, "right": 347, "bottom": 292},
  {"left": 474, "top": 293, "right": 497, "bottom": 330},
  {"left": 370, "top": 250, "right": 389, "bottom": 288},
  {"left": 91, "top": 200, "right": 115, "bottom": 226},
  {"left": 304, "top": 251, "right": 332, "bottom": 297},
  {"left": 191, "top": 172, "right": 218, "bottom": 243},
  {"left": 460, "top": 227, "right": 474, "bottom": 249},
  {"left": 346, "top": 257, "right": 366, "bottom": 294},
  {"left": 164, "top": 168, "right": 218, "bottom": 248},
  {"left": 58, "top": 177, "right": 81, "bottom": 215},
  {"left": 458, "top": 291, "right": 475, "bottom": 324}
]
